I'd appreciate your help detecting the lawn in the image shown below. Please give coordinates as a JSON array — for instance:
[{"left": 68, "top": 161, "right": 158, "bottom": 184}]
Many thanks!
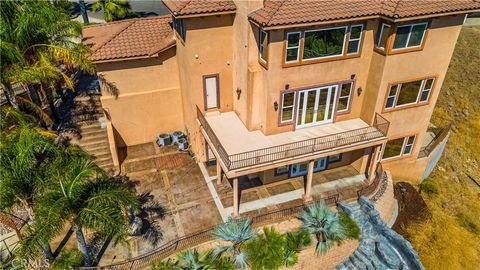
[{"left": 401, "top": 26, "right": 480, "bottom": 269}]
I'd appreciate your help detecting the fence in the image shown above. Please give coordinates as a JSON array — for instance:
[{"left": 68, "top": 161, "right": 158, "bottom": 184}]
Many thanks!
[
  {"left": 418, "top": 124, "right": 451, "bottom": 158},
  {"left": 198, "top": 107, "right": 390, "bottom": 171}
]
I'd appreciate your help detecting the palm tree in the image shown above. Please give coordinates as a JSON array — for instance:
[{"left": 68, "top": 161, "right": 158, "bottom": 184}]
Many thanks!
[
  {"left": 298, "top": 201, "right": 347, "bottom": 254},
  {"left": 211, "top": 217, "right": 256, "bottom": 269},
  {"left": 1, "top": 1, "right": 95, "bottom": 125},
  {"left": 78, "top": 0, "right": 90, "bottom": 24},
  {"left": 26, "top": 153, "right": 139, "bottom": 266},
  {"left": 91, "top": 0, "right": 133, "bottom": 22},
  {"left": 0, "top": 111, "right": 58, "bottom": 259},
  {"left": 176, "top": 249, "right": 234, "bottom": 270}
]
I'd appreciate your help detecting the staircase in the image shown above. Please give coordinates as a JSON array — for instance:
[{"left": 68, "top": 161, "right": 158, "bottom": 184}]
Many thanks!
[
  {"left": 336, "top": 198, "right": 424, "bottom": 270},
  {"left": 68, "top": 94, "right": 115, "bottom": 174}
]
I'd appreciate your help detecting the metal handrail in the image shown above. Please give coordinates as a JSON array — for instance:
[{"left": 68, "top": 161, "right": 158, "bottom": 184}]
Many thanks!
[
  {"left": 418, "top": 124, "right": 451, "bottom": 158},
  {"left": 198, "top": 108, "right": 390, "bottom": 171}
]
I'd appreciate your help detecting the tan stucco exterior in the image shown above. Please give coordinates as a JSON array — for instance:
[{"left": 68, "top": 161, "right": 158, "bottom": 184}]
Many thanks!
[{"left": 96, "top": 6, "right": 466, "bottom": 183}]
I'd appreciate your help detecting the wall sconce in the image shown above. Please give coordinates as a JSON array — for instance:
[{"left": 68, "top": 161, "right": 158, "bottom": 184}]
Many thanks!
[
  {"left": 351, "top": 74, "right": 356, "bottom": 80},
  {"left": 357, "top": 87, "right": 363, "bottom": 96},
  {"left": 236, "top": 88, "right": 242, "bottom": 100},
  {"left": 285, "top": 84, "right": 290, "bottom": 90},
  {"left": 274, "top": 101, "right": 279, "bottom": 111}
]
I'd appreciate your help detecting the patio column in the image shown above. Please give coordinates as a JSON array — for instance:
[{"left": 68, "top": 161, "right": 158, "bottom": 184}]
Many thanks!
[
  {"left": 232, "top": 177, "right": 240, "bottom": 218},
  {"left": 216, "top": 162, "right": 222, "bottom": 185},
  {"left": 303, "top": 160, "right": 315, "bottom": 202},
  {"left": 368, "top": 145, "right": 381, "bottom": 182}
]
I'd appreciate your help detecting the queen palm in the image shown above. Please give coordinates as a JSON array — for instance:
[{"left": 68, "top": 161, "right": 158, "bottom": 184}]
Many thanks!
[
  {"left": 1, "top": 1, "right": 95, "bottom": 124},
  {"left": 91, "top": 0, "right": 133, "bottom": 22},
  {"left": 25, "top": 152, "right": 139, "bottom": 266},
  {"left": 211, "top": 217, "right": 256, "bottom": 269},
  {"left": 298, "top": 201, "right": 347, "bottom": 254}
]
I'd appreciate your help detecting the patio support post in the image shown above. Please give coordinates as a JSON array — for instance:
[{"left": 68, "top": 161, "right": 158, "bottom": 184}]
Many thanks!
[
  {"left": 368, "top": 145, "right": 381, "bottom": 182},
  {"left": 216, "top": 162, "right": 222, "bottom": 185},
  {"left": 232, "top": 178, "right": 240, "bottom": 218},
  {"left": 303, "top": 160, "right": 314, "bottom": 202}
]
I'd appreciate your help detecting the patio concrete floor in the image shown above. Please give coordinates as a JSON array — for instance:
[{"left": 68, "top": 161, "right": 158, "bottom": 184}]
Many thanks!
[
  {"left": 49, "top": 142, "right": 224, "bottom": 266},
  {"left": 204, "top": 163, "right": 366, "bottom": 218}
]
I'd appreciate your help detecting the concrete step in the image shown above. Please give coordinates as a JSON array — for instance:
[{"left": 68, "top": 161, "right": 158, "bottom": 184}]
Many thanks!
[
  {"left": 93, "top": 152, "right": 113, "bottom": 161},
  {"left": 79, "top": 139, "right": 109, "bottom": 150},
  {"left": 96, "top": 158, "right": 113, "bottom": 167},
  {"left": 77, "top": 133, "right": 109, "bottom": 145},
  {"left": 80, "top": 123, "right": 102, "bottom": 132},
  {"left": 81, "top": 128, "right": 107, "bottom": 137}
]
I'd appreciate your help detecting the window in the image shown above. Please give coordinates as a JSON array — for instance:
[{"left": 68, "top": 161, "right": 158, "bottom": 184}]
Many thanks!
[
  {"left": 173, "top": 18, "right": 185, "bottom": 40},
  {"left": 280, "top": 92, "right": 295, "bottom": 123},
  {"left": 303, "top": 26, "right": 347, "bottom": 60},
  {"left": 377, "top": 23, "right": 391, "bottom": 49},
  {"left": 285, "top": 32, "right": 301, "bottom": 62},
  {"left": 419, "top": 78, "right": 434, "bottom": 102},
  {"left": 382, "top": 135, "right": 416, "bottom": 160},
  {"left": 275, "top": 165, "right": 290, "bottom": 175},
  {"left": 384, "top": 77, "right": 436, "bottom": 110},
  {"left": 337, "top": 82, "right": 353, "bottom": 112},
  {"left": 259, "top": 30, "right": 269, "bottom": 63},
  {"left": 392, "top": 23, "right": 427, "bottom": 50},
  {"left": 290, "top": 158, "right": 327, "bottom": 177},
  {"left": 347, "top": 25, "right": 363, "bottom": 54},
  {"left": 328, "top": 154, "right": 342, "bottom": 163}
]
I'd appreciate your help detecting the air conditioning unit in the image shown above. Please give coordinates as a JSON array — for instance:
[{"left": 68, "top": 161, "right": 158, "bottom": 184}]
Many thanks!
[
  {"left": 157, "top": 133, "right": 172, "bottom": 147},
  {"left": 172, "top": 131, "right": 185, "bottom": 145},
  {"left": 178, "top": 138, "right": 188, "bottom": 151}
]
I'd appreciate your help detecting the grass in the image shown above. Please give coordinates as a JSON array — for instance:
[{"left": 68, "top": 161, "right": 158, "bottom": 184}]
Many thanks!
[
  {"left": 419, "top": 178, "right": 439, "bottom": 195},
  {"left": 402, "top": 26, "right": 480, "bottom": 269},
  {"left": 338, "top": 212, "right": 361, "bottom": 240}
]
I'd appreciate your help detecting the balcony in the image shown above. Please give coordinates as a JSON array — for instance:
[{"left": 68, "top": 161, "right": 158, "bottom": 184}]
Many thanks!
[{"left": 197, "top": 107, "right": 389, "bottom": 177}]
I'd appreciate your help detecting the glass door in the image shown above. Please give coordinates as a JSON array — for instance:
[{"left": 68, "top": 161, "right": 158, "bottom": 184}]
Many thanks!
[
  {"left": 296, "top": 85, "right": 338, "bottom": 128},
  {"left": 290, "top": 157, "right": 327, "bottom": 177}
]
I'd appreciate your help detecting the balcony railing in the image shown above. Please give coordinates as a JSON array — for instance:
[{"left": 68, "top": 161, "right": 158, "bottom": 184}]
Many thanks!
[
  {"left": 418, "top": 124, "right": 451, "bottom": 158},
  {"left": 198, "top": 107, "right": 389, "bottom": 171}
]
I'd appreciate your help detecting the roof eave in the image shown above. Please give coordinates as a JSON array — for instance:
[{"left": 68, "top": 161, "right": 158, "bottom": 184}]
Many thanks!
[{"left": 173, "top": 10, "right": 236, "bottom": 19}]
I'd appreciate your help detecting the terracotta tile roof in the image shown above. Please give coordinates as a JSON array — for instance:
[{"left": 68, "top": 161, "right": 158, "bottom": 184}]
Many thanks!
[
  {"left": 162, "top": 0, "right": 236, "bottom": 16},
  {"left": 249, "top": 0, "right": 480, "bottom": 27},
  {"left": 82, "top": 16, "right": 175, "bottom": 62}
]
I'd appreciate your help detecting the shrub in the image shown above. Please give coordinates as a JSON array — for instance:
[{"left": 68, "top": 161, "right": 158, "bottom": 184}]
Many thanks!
[
  {"left": 420, "top": 178, "right": 439, "bottom": 195},
  {"left": 338, "top": 212, "right": 361, "bottom": 240},
  {"left": 49, "top": 249, "right": 83, "bottom": 270},
  {"left": 246, "top": 226, "right": 311, "bottom": 270}
]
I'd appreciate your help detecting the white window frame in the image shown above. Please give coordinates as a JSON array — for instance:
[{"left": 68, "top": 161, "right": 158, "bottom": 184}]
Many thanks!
[
  {"left": 394, "top": 81, "right": 424, "bottom": 108},
  {"left": 347, "top": 24, "right": 364, "bottom": 55},
  {"left": 381, "top": 135, "right": 417, "bottom": 160},
  {"left": 280, "top": 91, "right": 295, "bottom": 123},
  {"left": 391, "top": 22, "right": 428, "bottom": 51},
  {"left": 285, "top": 31, "right": 301, "bottom": 63},
  {"left": 385, "top": 84, "right": 399, "bottom": 109},
  {"left": 302, "top": 26, "right": 348, "bottom": 61},
  {"left": 377, "top": 23, "right": 391, "bottom": 49},
  {"left": 419, "top": 78, "right": 435, "bottom": 103},
  {"left": 337, "top": 82, "right": 353, "bottom": 113},
  {"left": 259, "top": 29, "right": 268, "bottom": 63}
]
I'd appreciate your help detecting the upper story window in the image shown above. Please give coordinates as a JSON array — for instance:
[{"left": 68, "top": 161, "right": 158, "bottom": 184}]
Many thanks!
[
  {"left": 337, "top": 81, "right": 354, "bottom": 113},
  {"left": 284, "top": 23, "right": 364, "bottom": 66},
  {"left": 392, "top": 23, "right": 428, "bottom": 50},
  {"left": 376, "top": 23, "right": 391, "bottom": 49},
  {"left": 259, "top": 29, "right": 269, "bottom": 65},
  {"left": 384, "top": 76, "right": 436, "bottom": 111},
  {"left": 173, "top": 18, "right": 186, "bottom": 40},
  {"left": 280, "top": 91, "right": 295, "bottom": 123}
]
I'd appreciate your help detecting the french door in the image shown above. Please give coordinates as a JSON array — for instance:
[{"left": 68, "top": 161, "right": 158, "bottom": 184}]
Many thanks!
[
  {"left": 296, "top": 85, "right": 338, "bottom": 128},
  {"left": 290, "top": 158, "right": 327, "bottom": 177}
]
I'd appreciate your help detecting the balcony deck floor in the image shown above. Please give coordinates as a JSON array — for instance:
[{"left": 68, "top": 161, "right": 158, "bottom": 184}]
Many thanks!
[{"left": 205, "top": 111, "right": 371, "bottom": 155}]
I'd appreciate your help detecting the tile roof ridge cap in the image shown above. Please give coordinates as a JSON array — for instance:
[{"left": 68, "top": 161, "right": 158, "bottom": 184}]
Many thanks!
[
  {"left": 90, "top": 20, "right": 136, "bottom": 54},
  {"left": 83, "top": 15, "right": 169, "bottom": 29},
  {"left": 266, "top": 0, "right": 287, "bottom": 26},
  {"left": 176, "top": 0, "right": 193, "bottom": 14},
  {"left": 389, "top": 0, "right": 401, "bottom": 18}
]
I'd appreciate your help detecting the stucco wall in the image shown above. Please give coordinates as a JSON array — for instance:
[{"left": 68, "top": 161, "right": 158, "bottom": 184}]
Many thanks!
[{"left": 97, "top": 47, "right": 184, "bottom": 147}]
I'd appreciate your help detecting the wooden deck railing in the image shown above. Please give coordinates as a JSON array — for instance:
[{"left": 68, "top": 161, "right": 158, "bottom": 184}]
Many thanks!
[
  {"left": 418, "top": 124, "right": 451, "bottom": 158},
  {"left": 198, "top": 106, "right": 389, "bottom": 171}
]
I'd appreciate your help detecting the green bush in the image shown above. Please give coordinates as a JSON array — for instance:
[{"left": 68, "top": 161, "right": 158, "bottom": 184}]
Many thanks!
[
  {"left": 246, "top": 226, "right": 311, "bottom": 270},
  {"left": 420, "top": 178, "right": 439, "bottom": 195},
  {"left": 339, "top": 212, "right": 361, "bottom": 240},
  {"left": 49, "top": 249, "right": 83, "bottom": 270}
]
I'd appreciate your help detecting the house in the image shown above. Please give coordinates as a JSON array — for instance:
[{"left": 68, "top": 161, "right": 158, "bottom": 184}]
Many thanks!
[{"left": 82, "top": 0, "right": 480, "bottom": 217}]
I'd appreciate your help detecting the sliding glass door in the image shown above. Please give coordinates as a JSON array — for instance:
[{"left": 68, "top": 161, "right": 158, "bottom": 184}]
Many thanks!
[{"left": 296, "top": 85, "right": 338, "bottom": 128}]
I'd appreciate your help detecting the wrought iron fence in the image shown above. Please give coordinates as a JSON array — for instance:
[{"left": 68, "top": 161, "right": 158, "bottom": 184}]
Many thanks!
[
  {"left": 198, "top": 108, "right": 390, "bottom": 171},
  {"left": 357, "top": 163, "right": 384, "bottom": 198}
]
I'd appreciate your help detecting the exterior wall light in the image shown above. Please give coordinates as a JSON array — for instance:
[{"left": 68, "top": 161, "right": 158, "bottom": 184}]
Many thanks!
[
  {"left": 357, "top": 87, "right": 363, "bottom": 96},
  {"left": 351, "top": 74, "right": 356, "bottom": 80},
  {"left": 236, "top": 88, "right": 242, "bottom": 100},
  {"left": 274, "top": 101, "right": 279, "bottom": 111}
]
